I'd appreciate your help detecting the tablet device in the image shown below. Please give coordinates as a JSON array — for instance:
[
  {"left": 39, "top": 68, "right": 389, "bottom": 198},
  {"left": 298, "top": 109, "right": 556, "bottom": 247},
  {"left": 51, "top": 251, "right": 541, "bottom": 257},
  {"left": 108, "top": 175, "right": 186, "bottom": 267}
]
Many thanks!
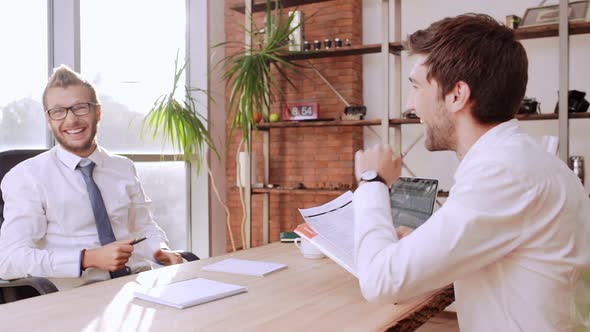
[{"left": 390, "top": 177, "right": 438, "bottom": 229}]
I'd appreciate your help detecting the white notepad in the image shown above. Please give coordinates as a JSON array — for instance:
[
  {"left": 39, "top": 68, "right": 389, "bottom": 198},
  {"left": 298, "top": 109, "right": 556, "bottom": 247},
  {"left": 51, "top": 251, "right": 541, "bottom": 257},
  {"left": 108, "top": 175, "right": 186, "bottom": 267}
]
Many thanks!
[
  {"left": 133, "top": 277, "right": 247, "bottom": 309},
  {"left": 202, "top": 258, "right": 287, "bottom": 276}
]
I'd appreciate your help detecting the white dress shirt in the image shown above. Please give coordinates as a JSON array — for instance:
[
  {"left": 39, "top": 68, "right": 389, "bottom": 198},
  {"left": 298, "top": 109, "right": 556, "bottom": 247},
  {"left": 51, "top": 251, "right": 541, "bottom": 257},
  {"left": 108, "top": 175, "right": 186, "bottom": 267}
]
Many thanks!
[
  {"left": 354, "top": 119, "right": 590, "bottom": 331},
  {"left": 0, "top": 145, "right": 169, "bottom": 290}
]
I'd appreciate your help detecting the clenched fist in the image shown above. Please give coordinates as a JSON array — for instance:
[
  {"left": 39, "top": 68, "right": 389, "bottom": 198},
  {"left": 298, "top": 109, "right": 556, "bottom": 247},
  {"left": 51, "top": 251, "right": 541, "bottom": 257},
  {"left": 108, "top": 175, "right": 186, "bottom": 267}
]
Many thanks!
[{"left": 355, "top": 144, "right": 402, "bottom": 187}]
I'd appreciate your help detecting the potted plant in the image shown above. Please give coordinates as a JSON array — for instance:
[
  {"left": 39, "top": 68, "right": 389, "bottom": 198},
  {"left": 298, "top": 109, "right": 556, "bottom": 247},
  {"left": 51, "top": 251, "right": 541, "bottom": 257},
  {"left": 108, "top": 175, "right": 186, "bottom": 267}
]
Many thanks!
[
  {"left": 142, "top": 54, "right": 238, "bottom": 251},
  {"left": 221, "top": 0, "right": 302, "bottom": 148},
  {"left": 218, "top": 0, "right": 304, "bottom": 249}
]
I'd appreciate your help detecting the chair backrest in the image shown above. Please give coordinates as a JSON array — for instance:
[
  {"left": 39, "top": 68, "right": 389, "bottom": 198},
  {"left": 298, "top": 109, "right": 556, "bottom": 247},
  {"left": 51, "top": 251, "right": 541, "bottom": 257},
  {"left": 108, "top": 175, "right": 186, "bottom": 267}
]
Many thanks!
[{"left": 0, "top": 150, "right": 47, "bottom": 228}]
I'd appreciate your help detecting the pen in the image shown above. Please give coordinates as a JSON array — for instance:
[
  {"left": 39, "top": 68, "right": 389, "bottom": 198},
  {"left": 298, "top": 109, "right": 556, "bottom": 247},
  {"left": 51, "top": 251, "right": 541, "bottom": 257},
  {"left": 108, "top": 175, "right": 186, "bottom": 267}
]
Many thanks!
[{"left": 130, "top": 236, "right": 147, "bottom": 245}]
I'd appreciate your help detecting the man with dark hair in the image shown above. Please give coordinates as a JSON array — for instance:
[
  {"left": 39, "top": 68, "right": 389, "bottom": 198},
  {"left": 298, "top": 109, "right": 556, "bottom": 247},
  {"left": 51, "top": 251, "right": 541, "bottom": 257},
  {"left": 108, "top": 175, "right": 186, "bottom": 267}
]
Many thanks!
[
  {"left": 353, "top": 14, "right": 590, "bottom": 331},
  {"left": 0, "top": 65, "right": 183, "bottom": 290}
]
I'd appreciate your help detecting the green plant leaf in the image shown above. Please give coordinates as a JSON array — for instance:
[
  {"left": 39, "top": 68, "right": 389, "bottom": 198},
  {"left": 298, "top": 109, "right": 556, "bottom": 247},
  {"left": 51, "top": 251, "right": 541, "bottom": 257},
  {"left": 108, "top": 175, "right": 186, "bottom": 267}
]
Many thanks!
[
  {"left": 215, "top": 0, "right": 304, "bottom": 150},
  {"left": 142, "top": 53, "right": 218, "bottom": 174}
]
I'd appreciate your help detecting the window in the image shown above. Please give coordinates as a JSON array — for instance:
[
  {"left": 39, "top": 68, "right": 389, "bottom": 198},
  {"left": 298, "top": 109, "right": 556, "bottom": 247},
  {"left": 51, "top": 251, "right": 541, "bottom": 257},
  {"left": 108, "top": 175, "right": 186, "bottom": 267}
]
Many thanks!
[
  {"left": 80, "top": 0, "right": 190, "bottom": 249},
  {"left": 0, "top": 1, "right": 48, "bottom": 149},
  {"left": 0, "top": 1, "right": 207, "bottom": 255},
  {"left": 80, "top": 0, "right": 186, "bottom": 153},
  {"left": 135, "top": 161, "right": 188, "bottom": 249}
]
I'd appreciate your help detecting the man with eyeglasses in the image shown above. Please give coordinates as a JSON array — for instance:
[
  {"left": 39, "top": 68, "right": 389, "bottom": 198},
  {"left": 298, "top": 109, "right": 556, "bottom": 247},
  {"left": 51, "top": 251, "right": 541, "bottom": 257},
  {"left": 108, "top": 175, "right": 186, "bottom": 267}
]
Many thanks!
[{"left": 0, "top": 65, "right": 183, "bottom": 291}]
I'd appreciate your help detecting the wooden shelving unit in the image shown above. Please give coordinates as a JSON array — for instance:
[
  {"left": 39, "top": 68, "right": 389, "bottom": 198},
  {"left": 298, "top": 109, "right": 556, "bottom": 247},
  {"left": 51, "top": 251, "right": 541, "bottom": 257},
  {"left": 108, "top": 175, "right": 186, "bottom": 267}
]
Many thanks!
[
  {"left": 280, "top": 42, "right": 403, "bottom": 61},
  {"left": 389, "top": 112, "right": 590, "bottom": 126},
  {"left": 277, "top": 21, "right": 590, "bottom": 62},
  {"left": 236, "top": 0, "right": 589, "bottom": 248},
  {"left": 231, "top": 0, "right": 334, "bottom": 13},
  {"left": 256, "top": 119, "right": 380, "bottom": 130},
  {"left": 252, "top": 187, "right": 348, "bottom": 195},
  {"left": 514, "top": 21, "right": 590, "bottom": 40}
]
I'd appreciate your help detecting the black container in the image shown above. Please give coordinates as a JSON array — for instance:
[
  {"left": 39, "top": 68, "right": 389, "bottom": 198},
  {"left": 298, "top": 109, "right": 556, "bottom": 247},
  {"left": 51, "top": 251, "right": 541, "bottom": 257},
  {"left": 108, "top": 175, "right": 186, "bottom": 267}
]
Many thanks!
[
  {"left": 303, "top": 41, "right": 311, "bottom": 51},
  {"left": 554, "top": 90, "right": 589, "bottom": 113},
  {"left": 335, "top": 38, "right": 342, "bottom": 48},
  {"left": 519, "top": 97, "right": 539, "bottom": 114},
  {"left": 324, "top": 39, "right": 332, "bottom": 49},
  {"left": 313, "top": 40, "right": 321, "bottom": 50}
]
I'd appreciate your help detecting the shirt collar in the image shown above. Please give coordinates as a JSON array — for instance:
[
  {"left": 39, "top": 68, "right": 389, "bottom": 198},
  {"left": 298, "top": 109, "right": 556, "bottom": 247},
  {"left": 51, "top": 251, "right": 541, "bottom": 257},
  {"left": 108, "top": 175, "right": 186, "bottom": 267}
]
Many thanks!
[
  {"left": 55, "top": 144, "right": 106, "bottom": 170},
  {"left": 457, "top": 119, "right": 520, "bottom": 170}
]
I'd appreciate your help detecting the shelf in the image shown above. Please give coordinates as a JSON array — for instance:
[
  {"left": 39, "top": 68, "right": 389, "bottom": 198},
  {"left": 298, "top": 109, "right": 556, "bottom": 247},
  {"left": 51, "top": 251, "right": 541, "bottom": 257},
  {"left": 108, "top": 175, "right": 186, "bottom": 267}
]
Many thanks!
[
  {"left": 389, "top": 117, "right": 421, "bottom": 125},
  {"left": 517, "top": 112, "right": 590, "bottom": 121},
  {"left": 278, "top": 21, "right": 590, "bottom": 61},
  {"left": 280, "top": 42, "right": 403, "bottom": 61},
  {"left": 231, "top": 0, "right": 334, "bottom": 13},
  {"left": 514, "top": 21, "right": 590, "bottom": 40},
  {"left": 277, "top": 21, "right": 590, "bottom": 61},
  {"left": 256, "top": 118, "right": 381, "bottom": 130},
  {"left": 389, "top": 112, "right": 590, "bottom": 126},
  {"left": 252, "top": 187, "right": 449, "bottom": 196},
  {"left": 252, "top": 187, "right": 348, "bottom": 195}
]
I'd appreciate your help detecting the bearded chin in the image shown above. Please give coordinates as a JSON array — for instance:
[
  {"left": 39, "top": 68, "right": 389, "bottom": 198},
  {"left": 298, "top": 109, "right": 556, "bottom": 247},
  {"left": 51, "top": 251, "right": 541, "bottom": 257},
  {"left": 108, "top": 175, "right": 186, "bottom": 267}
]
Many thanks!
[
  {"left": 54, "top": 124, "right": 98, "bottom": 154},
  {"left": 424, "top": 123, "right": 456, "bottom": 152}
]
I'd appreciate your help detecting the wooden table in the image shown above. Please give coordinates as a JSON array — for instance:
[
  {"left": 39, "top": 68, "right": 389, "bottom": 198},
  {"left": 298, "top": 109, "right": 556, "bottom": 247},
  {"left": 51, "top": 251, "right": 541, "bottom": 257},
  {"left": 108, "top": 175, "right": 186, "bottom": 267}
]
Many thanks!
[{"left": 0, "top": 243, "right": 453, "bottom": 331}]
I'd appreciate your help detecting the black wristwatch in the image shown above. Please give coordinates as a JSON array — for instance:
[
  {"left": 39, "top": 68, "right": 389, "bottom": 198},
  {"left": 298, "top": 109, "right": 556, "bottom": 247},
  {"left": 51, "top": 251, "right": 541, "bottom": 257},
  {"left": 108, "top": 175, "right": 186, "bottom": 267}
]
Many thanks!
[{"left": 359, "top": 170, "right": 387, "bottom": 185}]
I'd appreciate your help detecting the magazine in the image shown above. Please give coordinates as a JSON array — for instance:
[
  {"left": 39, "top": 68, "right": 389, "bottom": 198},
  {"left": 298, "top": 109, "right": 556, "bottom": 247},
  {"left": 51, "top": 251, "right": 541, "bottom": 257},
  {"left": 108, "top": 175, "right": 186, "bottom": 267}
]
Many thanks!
[{"left": 294, "top": 191, "right": 357, "bottom": 277}]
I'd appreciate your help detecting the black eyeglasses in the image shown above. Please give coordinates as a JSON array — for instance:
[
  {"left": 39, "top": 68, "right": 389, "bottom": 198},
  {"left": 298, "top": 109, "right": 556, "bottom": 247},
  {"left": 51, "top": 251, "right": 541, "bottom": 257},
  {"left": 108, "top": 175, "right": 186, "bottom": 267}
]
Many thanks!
[{"left": 46, "top": 102, "right": 98, "bottom": 120}]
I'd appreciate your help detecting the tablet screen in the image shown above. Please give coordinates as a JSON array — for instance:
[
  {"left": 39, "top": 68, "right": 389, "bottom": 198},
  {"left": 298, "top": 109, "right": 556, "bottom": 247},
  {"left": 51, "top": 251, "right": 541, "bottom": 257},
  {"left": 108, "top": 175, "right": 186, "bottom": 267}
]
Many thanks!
[{"left": 390, "top": 177, "right": 438, "bottom": 229}]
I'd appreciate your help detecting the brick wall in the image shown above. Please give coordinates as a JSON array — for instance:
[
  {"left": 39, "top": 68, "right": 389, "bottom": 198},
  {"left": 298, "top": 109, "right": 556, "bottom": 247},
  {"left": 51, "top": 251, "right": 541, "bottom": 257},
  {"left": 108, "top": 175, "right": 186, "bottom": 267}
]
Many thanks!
[{"left": 225, "top": 0, "right": 363, "bottom": 250}]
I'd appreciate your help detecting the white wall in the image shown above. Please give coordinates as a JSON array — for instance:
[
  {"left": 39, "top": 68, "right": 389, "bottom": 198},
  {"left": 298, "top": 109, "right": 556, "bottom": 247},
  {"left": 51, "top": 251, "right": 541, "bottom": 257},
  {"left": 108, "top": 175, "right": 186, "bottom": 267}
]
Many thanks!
[
  {"left": 208, "top": 0, "right": 227, "bottom": 257},
  {"left": 362, "top": 0, "right": 590, "bottom": 192}
]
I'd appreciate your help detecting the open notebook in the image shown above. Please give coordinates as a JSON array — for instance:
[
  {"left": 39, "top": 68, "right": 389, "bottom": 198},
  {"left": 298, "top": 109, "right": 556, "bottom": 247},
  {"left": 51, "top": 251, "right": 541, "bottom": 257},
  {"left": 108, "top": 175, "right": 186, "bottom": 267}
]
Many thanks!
[{"left": 134, "top": 277, "right": 247, "bottom": 309}]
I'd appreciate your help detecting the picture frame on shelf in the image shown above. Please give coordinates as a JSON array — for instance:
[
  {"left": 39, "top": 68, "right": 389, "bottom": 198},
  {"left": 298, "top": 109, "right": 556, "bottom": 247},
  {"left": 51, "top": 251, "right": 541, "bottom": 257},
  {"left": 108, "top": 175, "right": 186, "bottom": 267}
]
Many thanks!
[
  {"left": 283, "top": 102, "right": 319, "bottom": 121},
  {"left": 519, "top": 1, "right": 588, "bottom": 28}
]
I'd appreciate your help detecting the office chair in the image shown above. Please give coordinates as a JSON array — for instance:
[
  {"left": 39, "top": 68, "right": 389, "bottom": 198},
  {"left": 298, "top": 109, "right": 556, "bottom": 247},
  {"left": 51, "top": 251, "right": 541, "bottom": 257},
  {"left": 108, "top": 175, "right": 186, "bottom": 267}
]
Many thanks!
[{"left": 0, "top": 149, "right": 199, "bottom": 304}]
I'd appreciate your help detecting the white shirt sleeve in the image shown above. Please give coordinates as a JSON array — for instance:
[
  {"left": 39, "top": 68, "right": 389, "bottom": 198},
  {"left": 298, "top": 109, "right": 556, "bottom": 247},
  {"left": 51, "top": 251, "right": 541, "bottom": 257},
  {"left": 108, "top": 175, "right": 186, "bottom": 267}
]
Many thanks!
[
  {"left": 354, "top": 160, "right": 533, "bottom": 304},
  {"left": 0, "top": 169, "right": 80, "bottom": 279}
]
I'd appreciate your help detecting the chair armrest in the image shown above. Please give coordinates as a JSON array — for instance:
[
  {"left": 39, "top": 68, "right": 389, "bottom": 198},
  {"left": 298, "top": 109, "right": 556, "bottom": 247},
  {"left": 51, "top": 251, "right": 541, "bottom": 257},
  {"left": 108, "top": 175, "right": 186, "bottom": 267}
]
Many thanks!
[
  {"left": 0, "top": 277, "right": 58, "bottom": 303},
  {"left": 0, "top": 277, "right": 58, "bottom": 294},
  {"left": 174, "top": 250, "right": 199, "bottom": 262}
]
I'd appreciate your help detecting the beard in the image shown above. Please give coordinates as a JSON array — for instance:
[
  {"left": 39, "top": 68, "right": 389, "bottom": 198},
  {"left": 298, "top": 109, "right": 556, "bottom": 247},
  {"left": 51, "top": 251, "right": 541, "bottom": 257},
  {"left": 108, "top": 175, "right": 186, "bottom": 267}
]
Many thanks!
[
  {"left": 53, "top": 122, "right": 98, "bottom": 155},
  {"left": 423, "top": 103, "right": 456, "bottom": 152}
]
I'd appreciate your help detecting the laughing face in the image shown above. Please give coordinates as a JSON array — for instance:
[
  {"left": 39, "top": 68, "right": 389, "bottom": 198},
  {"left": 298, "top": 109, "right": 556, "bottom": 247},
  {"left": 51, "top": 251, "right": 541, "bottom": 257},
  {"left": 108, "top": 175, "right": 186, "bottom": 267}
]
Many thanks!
[
  {"left": 406, "top": 55, "right": 456, "bottom": 152},
  {"left": 45, "top": 85, "right": 101, "bottom": 157}
]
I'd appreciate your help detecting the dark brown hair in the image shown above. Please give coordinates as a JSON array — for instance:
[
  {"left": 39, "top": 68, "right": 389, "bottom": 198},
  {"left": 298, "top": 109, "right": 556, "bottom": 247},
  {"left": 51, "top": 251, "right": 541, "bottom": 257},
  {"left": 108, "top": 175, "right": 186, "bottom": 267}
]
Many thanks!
[{"left": 406, "top": 13, "right": 528, "bottom": 124}]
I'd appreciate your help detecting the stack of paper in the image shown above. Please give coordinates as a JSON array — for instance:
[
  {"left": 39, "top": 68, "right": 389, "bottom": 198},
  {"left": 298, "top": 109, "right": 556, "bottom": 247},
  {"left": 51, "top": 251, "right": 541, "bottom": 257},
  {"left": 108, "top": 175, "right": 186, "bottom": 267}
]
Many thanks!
[
  {"left": 133, "top": 277, "right": 247, "bottom": 309},
  {"left": 202, "top": 258, "right": 287, "bottom": 276}
]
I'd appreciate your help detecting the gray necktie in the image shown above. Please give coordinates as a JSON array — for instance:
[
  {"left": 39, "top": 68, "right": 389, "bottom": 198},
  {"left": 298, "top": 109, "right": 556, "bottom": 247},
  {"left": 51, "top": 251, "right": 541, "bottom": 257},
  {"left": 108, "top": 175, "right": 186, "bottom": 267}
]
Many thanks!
[{"left": 77, "top": 161, "right": 130, "bottom": 278}]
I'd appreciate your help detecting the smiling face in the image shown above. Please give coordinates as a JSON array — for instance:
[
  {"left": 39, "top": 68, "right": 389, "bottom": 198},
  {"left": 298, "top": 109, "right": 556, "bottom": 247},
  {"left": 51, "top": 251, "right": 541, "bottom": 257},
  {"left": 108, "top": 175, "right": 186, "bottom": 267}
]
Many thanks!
[
  {"left": 45, "top": 84, "right": 101, "bottom": 157},
  {"left": 406, "top": 56, "right": 457, "bottom": 152}
]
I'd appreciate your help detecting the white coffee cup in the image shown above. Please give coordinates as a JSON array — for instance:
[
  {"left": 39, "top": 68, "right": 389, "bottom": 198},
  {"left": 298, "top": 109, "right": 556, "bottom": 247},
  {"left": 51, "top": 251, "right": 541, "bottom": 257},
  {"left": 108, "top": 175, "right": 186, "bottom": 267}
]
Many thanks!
[{"left": 294, "top": 238, "right": 325, "bottom": 259}]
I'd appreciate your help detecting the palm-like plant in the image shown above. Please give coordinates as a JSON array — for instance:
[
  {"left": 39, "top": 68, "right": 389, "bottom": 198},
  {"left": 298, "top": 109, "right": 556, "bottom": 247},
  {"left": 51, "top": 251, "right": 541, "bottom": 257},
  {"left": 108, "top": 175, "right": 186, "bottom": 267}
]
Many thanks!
[
  {"left": 142, "top": 55, "right": 239, "bottom": 251},
  {"left": 142, "top": 54, "right": 218, "bottom": 171},
  {"left": 221, "top": 0, "right": 302, "bottom": 148}
]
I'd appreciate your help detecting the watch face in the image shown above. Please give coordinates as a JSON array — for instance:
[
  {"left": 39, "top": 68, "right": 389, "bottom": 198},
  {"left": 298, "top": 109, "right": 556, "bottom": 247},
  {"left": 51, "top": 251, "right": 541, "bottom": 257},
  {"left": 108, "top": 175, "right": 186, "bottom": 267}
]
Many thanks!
[{"left": 361, "top": 170, "right": 378, "bottom": 181}]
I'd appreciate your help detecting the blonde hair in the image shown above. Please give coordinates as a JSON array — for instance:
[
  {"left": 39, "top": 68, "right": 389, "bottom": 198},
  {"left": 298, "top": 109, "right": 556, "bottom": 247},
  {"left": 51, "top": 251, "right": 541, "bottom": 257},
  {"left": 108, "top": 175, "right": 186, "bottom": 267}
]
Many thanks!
[{"left": 42, "top": 64, "right": 99, "bottom": 109}]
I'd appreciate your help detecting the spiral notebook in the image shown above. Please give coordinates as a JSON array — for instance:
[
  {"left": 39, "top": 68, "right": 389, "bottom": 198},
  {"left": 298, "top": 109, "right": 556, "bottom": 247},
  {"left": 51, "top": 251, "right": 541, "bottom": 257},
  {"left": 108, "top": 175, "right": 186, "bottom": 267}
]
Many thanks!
[{"left": 134, "top": 277, "right": 247, "bottom": 309}]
